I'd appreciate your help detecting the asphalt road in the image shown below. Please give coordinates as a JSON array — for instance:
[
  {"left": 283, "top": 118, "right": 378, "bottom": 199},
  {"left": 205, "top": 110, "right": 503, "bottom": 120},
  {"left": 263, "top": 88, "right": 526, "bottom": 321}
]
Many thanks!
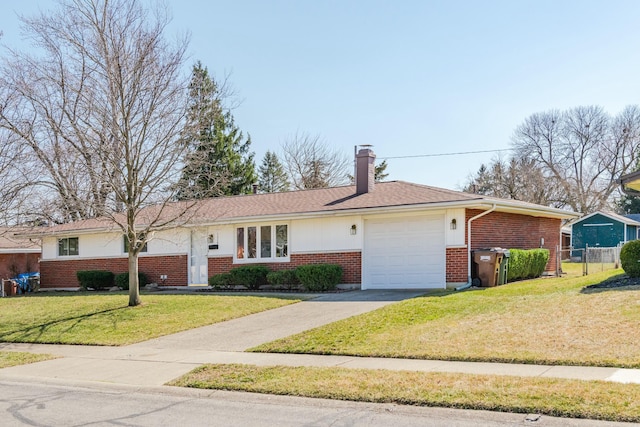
[{"left": 0, "top": 379, "right": 634, "bottom": 427}]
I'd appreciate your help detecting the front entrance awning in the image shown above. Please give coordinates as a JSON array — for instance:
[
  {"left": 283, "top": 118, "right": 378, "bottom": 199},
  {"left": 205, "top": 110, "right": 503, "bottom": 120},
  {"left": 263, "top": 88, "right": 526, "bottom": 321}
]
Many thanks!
[{"left": 619, "top": 171, "right": 640, "bottom": 195}]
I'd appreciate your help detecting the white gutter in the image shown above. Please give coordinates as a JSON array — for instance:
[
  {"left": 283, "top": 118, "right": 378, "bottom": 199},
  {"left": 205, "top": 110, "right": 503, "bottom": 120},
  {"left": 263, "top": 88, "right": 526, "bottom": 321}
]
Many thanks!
[{"left": 456, "top": 204, "right": 497, "bottom": 291}]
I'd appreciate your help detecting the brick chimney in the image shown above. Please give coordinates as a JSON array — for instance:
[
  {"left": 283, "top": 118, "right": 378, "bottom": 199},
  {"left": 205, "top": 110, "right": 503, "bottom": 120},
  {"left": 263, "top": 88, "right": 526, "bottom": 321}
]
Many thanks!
[{"left": 355, "top": 148, "right": 376, "bottom": 195}]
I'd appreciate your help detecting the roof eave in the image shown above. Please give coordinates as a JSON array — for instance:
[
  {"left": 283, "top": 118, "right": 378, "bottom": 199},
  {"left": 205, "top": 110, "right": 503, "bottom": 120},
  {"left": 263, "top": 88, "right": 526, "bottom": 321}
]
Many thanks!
[
  {"left": 619, "top": 171, "right": 640, "bottom": 195},
  {"left": 189, "top": 198, "right": 578, "bottom": 227}
]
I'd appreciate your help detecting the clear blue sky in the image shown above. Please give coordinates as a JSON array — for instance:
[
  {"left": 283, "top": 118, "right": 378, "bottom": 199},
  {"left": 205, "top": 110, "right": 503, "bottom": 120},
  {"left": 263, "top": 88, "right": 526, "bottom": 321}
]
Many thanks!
[{"left": 2, "top": 1, "right": 640, "bottom": 190}]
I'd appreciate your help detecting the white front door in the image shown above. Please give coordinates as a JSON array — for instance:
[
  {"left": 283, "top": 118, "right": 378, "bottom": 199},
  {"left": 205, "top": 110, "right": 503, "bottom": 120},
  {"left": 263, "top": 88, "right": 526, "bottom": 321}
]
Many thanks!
[
  {"left": 190, "top": 228, "right": 208, "bottom": 285},
  {"left": 363, "top": 215, "right": 446, "bottom": 289}
]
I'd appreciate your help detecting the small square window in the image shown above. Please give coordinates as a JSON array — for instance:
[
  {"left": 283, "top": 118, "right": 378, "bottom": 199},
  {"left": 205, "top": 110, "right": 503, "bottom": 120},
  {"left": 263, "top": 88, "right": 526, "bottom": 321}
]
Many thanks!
[
  {"left": 58, "top": 237, "right": 79, "bottom": 256},
  {"left": 124, "top": 235, "right": 148, "bottom": 253}
]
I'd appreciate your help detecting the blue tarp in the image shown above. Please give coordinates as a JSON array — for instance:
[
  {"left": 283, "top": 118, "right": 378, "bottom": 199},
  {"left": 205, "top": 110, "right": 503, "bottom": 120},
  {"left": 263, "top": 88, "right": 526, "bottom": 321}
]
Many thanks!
[{"left": 11, "top": 272, "right": 40, "bottom": 293}]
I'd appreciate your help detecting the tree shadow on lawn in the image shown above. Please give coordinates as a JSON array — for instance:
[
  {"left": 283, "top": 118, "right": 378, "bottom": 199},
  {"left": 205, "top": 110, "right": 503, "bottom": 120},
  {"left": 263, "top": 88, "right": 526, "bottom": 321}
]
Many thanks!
[
  {"left": 581, "top": 273, "right": 640, "bottom": 294},
  {"left": 0, "top": 306, "right": 130, "bottom": 344}
]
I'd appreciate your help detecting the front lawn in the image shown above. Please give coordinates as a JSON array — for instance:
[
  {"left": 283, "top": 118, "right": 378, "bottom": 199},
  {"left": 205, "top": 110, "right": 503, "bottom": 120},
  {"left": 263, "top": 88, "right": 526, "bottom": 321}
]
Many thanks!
[
  {"left": 0, "top": 294, "right": 299, "bottom": 346},
  {"left": 0, "top": 351, "right": 57, "bottom": 368},
  {"left": 251, "top": 269, "right": 640, "bottom": 368},
  {"left": 169, "top": 364, "right": 640, "bottom": 423}
]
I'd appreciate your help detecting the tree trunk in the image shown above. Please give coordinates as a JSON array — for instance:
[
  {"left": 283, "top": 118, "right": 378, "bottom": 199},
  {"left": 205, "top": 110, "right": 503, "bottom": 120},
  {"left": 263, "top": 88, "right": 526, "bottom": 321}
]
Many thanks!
[{"left": 128, "top": 252, "right": 141, "bottom": 306}]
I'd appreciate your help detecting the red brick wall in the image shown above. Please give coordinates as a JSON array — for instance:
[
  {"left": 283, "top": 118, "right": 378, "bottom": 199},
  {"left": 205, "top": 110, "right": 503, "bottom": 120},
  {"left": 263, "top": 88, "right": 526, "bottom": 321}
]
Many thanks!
[
  {"left": 0, "top": 253, "right": 40, "bottom": 279},
  {"left": 466, "top": 209, "right": 561, "bottom": 272},
  {"left": 40, "top": 254, "right": 188, "bottom": 288},
  {"left": 446, "top": 247, "right": 468, "bottom": 283},
  {"left": 208, "top": 251, "right": 362, "bottom": 284}
]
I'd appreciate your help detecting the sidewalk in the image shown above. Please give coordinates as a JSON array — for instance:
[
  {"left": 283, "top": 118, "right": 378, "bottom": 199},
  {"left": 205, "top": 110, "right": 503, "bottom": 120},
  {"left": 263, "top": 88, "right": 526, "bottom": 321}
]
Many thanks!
[{"left": 1, "top": 290, "right": 640, "bottom": 387}]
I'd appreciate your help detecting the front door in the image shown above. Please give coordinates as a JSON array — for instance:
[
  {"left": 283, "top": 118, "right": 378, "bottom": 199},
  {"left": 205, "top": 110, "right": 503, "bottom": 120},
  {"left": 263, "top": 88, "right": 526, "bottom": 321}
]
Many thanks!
[{"left": 190, "top": 228, "right": 208, "bottom": 285}]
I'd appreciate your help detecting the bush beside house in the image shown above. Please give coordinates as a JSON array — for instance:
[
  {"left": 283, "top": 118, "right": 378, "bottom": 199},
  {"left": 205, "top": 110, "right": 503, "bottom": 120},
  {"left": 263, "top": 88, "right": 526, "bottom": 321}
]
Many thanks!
[
  {"left": 507, "top": 249, "right": 549, "bottom": 282},
  {"left": 76, "top": 270, "right": 114, "bottom": 290},
  {"left": 620, "top": 240, "right": 640, "bottom": 278},
  {"left": 208, "top": 263, "right": 343, "bottom": 292},
  {"left": 295, "top": 264, "right": 343, "bottom": 291},
  {"left": 114, "top": 272, "right": 150, "bottom": 290},
  {"left": 266, "top": 270, "right": 300, "bottom": 290}
]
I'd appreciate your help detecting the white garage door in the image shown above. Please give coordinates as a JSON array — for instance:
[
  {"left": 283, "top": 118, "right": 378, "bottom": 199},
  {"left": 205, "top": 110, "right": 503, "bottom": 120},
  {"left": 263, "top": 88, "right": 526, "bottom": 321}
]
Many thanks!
[{"left": 363, "top": 215, "right": 445, "bottom": 289}]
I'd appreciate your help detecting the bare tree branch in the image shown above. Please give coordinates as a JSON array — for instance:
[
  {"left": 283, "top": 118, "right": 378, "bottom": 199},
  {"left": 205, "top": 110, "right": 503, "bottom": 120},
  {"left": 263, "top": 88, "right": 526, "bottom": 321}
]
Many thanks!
[
  {"left": 0, "top": 0, "right": 193, "bottom": 305},
  {"left": 281, "top": 132, "right": 350, "bottom": 190}
]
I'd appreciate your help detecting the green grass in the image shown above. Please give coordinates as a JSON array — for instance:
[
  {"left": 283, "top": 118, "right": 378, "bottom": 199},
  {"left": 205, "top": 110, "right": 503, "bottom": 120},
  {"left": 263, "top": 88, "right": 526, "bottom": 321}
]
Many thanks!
[
  {"left": 169, "top": 364, "right": 640, "bottom": 423},
  {"left": 0, "top": 293, "right": 299, "bottom": 346},
  {"left": 251, "top": 268, "right": 640, "bottom": 368},
  {"left": 0, "top": 351, "right": 57, "bottom": 368}
]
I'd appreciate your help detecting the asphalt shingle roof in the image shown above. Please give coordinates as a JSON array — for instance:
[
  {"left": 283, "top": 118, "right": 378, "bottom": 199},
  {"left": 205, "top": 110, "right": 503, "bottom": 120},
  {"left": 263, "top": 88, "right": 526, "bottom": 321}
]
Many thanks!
[{"left": 23, "top": 181, "right": 577, "bottom": 236}]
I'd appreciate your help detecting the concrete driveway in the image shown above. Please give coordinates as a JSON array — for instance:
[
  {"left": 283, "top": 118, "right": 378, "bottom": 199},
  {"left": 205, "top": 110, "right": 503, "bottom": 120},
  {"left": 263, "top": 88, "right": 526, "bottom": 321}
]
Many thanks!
[
  {"left": 128, "top": 289, "right": 426, "bottom": 352},
  {"left": 0, "top": 290, "right": 427, "bottom": 386}
]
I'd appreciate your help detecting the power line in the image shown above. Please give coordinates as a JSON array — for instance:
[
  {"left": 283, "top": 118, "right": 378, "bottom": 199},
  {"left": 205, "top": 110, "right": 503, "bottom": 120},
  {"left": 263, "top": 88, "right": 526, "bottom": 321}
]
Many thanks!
[{"left": 379, "top": 148, "right": 514, "bottom": 160}]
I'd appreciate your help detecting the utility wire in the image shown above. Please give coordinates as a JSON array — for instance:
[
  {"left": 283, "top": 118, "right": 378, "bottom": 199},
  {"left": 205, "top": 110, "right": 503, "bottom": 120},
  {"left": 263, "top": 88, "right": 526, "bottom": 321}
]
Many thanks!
[{"left": 379, "top": 148, "right": 514, "bottom": 160}]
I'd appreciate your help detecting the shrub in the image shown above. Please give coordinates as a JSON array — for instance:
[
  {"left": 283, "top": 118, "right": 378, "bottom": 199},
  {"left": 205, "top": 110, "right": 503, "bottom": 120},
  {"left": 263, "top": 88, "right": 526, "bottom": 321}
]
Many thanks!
[
  {"left": 267, "top": 270, "right": 300, "bottom": 290},
  {"left": 530, "top": 249, "right": 549, "bottom": 278},
  {"left": 229, "top": 265, "right": 270, "bottom": 290},
  {"left": 76, "top": 270, "right": 114, "bottom": 290},
  {"left": 209, "top": 273, "right": 233, "bottom": 290},
  {"left": 295, "top": 264, "right": 343, "bottom": 292},
  {"left": 620, "top": 240, "right": 640, "bottom": 278},
  {"left": 506, "top": 249, "right": 549, "bottom": 282},
  {"left": 114, "top": 272, "right": 149, "bottom": 290}
]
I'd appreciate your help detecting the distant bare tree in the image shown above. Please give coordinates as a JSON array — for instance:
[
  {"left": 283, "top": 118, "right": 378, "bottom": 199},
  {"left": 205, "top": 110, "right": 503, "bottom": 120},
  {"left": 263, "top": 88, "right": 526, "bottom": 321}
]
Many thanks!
[
  {"left": 464, "top": 155, "right": 562, "bottom": 207},
  {"left": 511, "top": 106, "right": 640, "bottom": 214},
  {"left": 0, "top": 0, "right": 192, "bottom": 306},
  {"left": 0, "top": 129, "right": 31, "bottom": 226},
  {"left": 281, "top": 132, "right": 350, "bottom": 189}
]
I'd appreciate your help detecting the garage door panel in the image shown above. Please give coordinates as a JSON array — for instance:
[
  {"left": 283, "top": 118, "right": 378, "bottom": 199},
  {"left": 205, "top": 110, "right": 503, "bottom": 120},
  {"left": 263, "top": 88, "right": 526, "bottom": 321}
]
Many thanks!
[{"left": 364, "top": 215, "right": 445, "bottom": 290}]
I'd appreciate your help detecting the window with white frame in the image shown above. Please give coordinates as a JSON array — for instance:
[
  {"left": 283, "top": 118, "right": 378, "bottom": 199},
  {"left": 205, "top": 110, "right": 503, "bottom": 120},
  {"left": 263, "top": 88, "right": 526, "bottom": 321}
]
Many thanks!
[
  {"left": 236, "top": 224, "right": 288, "bottom": 261},
  {"left": 123, "top": 235, "right": 148, "bottom": 253},
  {"left": 58, "top": 237, "right": 79, "bottom": 256}
]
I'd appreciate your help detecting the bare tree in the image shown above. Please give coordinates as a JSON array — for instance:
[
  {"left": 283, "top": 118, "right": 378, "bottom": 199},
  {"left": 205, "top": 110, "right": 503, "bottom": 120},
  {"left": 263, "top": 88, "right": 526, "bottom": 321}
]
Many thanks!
[
  {"left": 463, "top": 155, "right": 562, "bottom": 207},
  {"left": 511, "top": 106, "right": 640, "bottom": 214},
  {"left": 281, "top": 132, "right": 350, "bottom": 189},
  {"left": 0, "top": 128, "right": 33, "bottom": 226},
  {"left": 0, "top": 0, "right": 192, "bottom": 306}
]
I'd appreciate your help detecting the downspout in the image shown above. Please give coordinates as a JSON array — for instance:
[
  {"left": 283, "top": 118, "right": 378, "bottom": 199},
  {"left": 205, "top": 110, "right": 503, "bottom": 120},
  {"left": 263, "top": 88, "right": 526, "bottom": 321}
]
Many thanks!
[{"left": 455, "top": 204, "right": 497, "bottom": 291}]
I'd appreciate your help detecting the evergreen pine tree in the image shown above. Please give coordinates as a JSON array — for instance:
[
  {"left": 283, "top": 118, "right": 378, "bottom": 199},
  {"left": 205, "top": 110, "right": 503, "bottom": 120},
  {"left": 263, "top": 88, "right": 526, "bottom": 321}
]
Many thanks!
[
  {"left": 177, "top": 62, "right": 256, "bottom": 199},
  {"left": 374, "top": 160, "right": 389, "bottom": 182},
  {"left": 258, "top": 151, "right": 290, "bottom": 193}
]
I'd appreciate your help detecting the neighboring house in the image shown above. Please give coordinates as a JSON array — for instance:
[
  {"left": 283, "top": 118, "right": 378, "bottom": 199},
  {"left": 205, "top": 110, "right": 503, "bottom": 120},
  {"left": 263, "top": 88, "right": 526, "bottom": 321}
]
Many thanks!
[
  {"left": 0, "top": 229, "right": 40, "bottom": 280},
  {"left": 570, "top": 211, "right": 640, "bottom": 252},
  {"left": 561, "top": 226, "right": 572, "bottom": 260},
  {"left": 619, "top": 170, "right": 640, "bottom": 195},
  {"left": 625, "top": 213, "right": 640, "bottom": 224},
  {"left": 23, "top": 149, "right": 578, "bottom": 291}
]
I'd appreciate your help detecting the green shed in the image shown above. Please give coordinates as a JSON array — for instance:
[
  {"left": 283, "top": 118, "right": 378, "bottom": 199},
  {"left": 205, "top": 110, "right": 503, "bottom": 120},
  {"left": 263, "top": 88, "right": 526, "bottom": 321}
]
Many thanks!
[{"left": 571, "top": 211, "right": 640, "bottom": 255}]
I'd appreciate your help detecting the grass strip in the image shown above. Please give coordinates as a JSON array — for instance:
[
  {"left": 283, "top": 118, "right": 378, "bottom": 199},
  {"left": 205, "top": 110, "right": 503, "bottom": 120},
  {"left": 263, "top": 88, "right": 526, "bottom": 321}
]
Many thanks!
[
  {"left": 169, "top": 363, "right": 640, "bottom": 423},
  {"left": 251, "top": 269, "right": 640, "bottom": 368},
  {"left": 0, "top": 351, "right": 57, "bottom": 368},
  {"left": 0, "top": 294, "right": 299, "bottom": 346}
]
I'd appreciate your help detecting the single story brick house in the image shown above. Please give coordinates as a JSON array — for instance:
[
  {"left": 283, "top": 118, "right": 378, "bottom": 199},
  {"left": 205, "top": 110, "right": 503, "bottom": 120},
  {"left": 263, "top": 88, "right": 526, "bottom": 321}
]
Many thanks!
[
  {"left": 0, "top": 229, "right": 40, "bottom": 280},
  {"left": 25, "top": 149, "right": 578, "bottom": 290},
  {"left": 570, "top": 211, "right": 640, "bottom": 252}
]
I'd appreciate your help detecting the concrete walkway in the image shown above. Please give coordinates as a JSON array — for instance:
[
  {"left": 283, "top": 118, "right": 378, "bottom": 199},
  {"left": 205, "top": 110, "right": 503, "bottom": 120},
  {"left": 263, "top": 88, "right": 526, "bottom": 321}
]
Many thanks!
[{"left": 1, "top": 290, "right": 640, "bottom": 387}]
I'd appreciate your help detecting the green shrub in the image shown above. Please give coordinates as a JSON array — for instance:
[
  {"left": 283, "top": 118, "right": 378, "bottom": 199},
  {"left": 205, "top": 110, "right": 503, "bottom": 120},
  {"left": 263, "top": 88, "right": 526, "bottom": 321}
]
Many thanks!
[
  {"left": 530, "top": 249, "right": 549, "bottom": 278},
  {"left": 267, "top": 270, "right": 300, "bottom": 290},
  {"left": 114, "top": 272, "right": 149, "bottom": 290},
  {"left": 506, "top": 249, "right": 549, "bottom": 282},
  {"left": 620, "top": 240, "right": 640, "bottom": 278},
  {"left": 209, "top": 273, "right": 233, "bottom": 290},
  {"left": 295, "top": 264, "right": 343, "bottom": 292},
  {"left": 76, "top": 270, "right": 114, "bottom": 290},
  {"left": 229, "top": 265, "right": 270, "bottom": 290}
]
